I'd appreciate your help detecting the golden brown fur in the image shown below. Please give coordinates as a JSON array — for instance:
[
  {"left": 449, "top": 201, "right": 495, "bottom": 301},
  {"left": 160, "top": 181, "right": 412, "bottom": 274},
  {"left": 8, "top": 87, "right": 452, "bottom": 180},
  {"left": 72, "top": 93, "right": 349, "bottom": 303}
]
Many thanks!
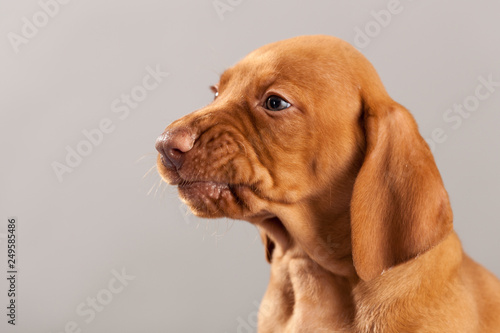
[{"left": 156, "top": 35, "right": 500, "bottom": 332}]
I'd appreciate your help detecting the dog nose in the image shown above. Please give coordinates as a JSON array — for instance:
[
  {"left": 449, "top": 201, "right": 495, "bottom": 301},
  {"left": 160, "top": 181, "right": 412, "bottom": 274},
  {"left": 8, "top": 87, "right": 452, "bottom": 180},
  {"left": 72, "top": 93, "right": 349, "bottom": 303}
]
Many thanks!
[{"left": 155, "top": 128, "right": 195, "bottom": 170}]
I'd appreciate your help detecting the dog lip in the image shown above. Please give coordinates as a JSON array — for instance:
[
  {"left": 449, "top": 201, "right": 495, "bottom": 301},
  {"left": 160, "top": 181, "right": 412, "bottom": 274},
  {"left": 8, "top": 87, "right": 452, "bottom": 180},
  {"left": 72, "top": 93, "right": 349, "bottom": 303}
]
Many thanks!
[
  {"left": 178, "top": 181, "right": 234, "bottom": 204},
  {"left": 177, "top": 180, "right": 247, "bottom": 188},
  {"left": 177, "top": 181, "right": 250, "bottom": 202},
  {"left": 159, "top": 154, "right": 176, "bottom": 170},
  {"left": 168, "top": 177, "right": 182, "bottom": 186},
  {"left": 178, "top": 180, "right": 230, "bottom": 189},
  {"left": 178, "top": 181, "right": 244, "bottom": 194}
]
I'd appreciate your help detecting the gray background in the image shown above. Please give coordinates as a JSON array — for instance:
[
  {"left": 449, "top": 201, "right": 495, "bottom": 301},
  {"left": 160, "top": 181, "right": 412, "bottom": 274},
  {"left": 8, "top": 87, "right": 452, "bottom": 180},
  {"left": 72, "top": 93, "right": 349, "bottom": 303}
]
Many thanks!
[{"left": 1, "top": 0, "right": 499, "bottom": 332}]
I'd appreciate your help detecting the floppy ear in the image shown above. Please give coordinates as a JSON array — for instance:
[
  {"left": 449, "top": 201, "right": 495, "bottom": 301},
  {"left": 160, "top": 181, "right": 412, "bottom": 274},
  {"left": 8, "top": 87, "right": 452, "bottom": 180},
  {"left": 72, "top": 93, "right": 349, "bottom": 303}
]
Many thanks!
[{"left": 350, "top": 101, "right": 453, "bottom": 281}]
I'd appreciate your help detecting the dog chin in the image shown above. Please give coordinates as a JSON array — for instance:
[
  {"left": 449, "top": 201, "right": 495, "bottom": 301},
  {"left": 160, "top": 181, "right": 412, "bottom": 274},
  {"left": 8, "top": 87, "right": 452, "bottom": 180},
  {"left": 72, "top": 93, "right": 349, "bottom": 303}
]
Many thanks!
[{"left": 177, "top": 181, "right": 244, "bottom": 218}]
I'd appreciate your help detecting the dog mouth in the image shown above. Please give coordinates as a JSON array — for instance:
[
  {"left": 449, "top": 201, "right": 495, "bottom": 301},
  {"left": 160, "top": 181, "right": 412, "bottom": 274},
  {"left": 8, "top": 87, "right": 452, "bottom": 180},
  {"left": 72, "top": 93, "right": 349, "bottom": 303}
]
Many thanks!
[
  {"left": 178, "top": 181, "right": 233, "bottom": 201},
  {"left": 159, "top": 163, "right": 290, "bottom": 249},
  {"left": 176, "top": 180, "right": 250, "bottom": 218},
  {"left": 156, "top": 152, "right": 263, "bottom": 218}
]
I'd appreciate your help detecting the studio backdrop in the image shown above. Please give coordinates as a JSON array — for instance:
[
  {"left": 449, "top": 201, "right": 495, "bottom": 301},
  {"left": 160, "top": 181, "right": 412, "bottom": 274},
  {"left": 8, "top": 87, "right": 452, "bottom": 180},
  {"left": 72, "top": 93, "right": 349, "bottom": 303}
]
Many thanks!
[{"left": 1, "top": 0, "right": 499, "bottom": 332}]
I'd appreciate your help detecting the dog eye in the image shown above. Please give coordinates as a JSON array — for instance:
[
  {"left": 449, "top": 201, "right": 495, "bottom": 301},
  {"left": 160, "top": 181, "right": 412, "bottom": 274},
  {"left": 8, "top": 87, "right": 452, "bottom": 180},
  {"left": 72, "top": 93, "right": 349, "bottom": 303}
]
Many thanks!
[{"left": 265, "top": 95, "right": 290, "bottom": 111}]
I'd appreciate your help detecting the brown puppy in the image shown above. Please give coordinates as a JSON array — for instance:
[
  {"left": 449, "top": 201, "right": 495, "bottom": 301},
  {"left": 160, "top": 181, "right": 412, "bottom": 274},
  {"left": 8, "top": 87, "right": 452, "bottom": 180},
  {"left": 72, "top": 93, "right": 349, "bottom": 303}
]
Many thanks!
[{"left": 155, "top": 35, "right": 500, "bottom": 332}]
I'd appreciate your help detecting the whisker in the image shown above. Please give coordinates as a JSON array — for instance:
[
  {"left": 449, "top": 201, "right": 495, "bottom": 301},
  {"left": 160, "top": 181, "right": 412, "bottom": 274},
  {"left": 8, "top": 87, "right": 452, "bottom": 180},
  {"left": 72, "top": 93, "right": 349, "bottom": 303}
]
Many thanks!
[
  {"left": 160, "top": 182, "right": 168, "bottom": 198},
  {"left": 252, "top": 232, "right": 259, "bottom": 244},
  {"left": 147, "top": 182, "right": 157, "bottom": 196},
  {"left": 154, "top": 178, "right": 163, "bottom": 198},
  {"left": 213, "top": 219, "right": 220, "bottom": 238},
  {"left": 202, "top": 221, "right": 209, "bottom": 241},
  {"left": 136, "top": 152, "right": 157, "bottom": 163},
  {"left": 143, "top": 164, "right": 158, "bottom": 179},
  {"left": 226, "top": 218, "right": 235, "bottom": 233}
]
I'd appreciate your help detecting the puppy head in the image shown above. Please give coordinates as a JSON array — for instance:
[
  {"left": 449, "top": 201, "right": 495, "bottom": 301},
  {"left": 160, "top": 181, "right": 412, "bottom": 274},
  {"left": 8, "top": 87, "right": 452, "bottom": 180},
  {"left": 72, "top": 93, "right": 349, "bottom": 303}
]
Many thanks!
[
  {"left": 156, "top": 35, "right": 453, "bottom": 280},
  {"left": 156, "top": 36, "right": 363, "bottom": 216}
]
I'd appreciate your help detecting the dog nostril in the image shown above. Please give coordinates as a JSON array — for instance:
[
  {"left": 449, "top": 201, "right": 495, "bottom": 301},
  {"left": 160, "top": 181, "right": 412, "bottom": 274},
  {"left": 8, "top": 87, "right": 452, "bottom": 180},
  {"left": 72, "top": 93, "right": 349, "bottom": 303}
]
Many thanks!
[
  {"left": 171, "top": 148, "right": 183, "bottom": 155},
  {"left": 155, "top": 129, "right": 195, "bottom": 170},
  {"left": 166, "top": 147, "right": 184, "bottom": 169}
]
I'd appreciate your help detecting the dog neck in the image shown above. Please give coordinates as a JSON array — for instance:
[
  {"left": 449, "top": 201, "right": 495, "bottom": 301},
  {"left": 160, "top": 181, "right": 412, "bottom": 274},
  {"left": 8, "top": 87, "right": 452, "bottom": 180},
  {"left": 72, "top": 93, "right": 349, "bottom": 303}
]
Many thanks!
[
  {"left": 259, "top": 185, "right": 358, "bottom": 277},
  {"left": 257, "top": 228, "right": 464, "bottom": 332},
  {"left": 258, "top": 244, "right": 357, "bottom": 332},
  {"left": 255, "top": 198, "right": 359, "bottom": 331},
  {"left": 252, "top": 158, "right": 364, "bottom": 331}
]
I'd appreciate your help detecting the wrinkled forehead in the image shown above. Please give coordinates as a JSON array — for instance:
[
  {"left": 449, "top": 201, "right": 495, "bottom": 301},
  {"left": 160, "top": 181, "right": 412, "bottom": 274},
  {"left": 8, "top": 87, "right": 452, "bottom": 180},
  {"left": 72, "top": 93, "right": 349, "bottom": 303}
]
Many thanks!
[
  {"left": 218, "top": 49, "right": 281, "bottom": 91},
  {"left": 218, "top": 40, "right": 355, "bottom": 95}
]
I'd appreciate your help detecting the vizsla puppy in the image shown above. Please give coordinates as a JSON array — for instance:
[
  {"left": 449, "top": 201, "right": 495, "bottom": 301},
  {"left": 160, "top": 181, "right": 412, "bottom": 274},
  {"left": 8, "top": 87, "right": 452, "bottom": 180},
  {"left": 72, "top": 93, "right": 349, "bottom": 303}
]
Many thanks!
[{"left": 156, "top": 35, "right": 500, "bottom": 332}]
